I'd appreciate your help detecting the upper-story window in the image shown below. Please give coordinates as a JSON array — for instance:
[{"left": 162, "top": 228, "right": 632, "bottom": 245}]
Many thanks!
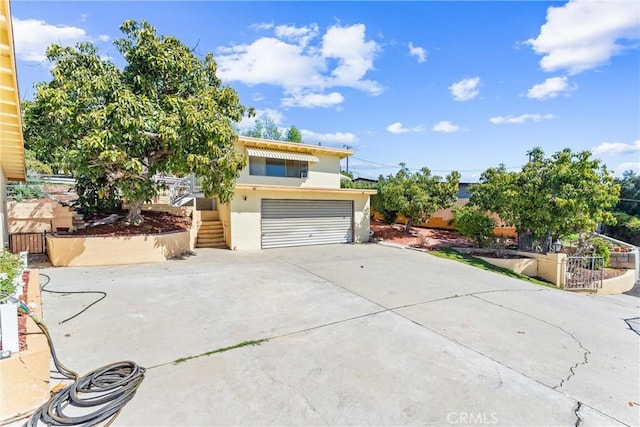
[{"left": 249, "top": 156, "right": 309, "bottom": 178}]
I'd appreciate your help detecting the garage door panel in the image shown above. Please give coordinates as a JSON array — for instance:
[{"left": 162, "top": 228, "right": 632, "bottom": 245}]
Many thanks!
[{"left": 262, "top": 199, "right": 353, "bottom": 248}]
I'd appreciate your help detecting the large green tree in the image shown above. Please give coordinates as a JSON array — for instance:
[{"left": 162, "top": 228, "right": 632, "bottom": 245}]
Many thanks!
[
  {"left": 377, "top": 164, "right": 460, "bottom": 232},
  {"left": 285, "top": 126, "right": 302, "bottom": 143},
  {"left": 243, "top": 117, "right": 281, "bottom": 141},
  {"left": 243, "top": 119, "right": 303, "bottom": 143},
  {"left": 23, "top": 20, "right": 249, "bottom": 224},
  {"left": 470, "top": 147, "right": 620, "bottom": 241},
  {"left": 615, "top": 170, "right": 640, "bottom": 217}
]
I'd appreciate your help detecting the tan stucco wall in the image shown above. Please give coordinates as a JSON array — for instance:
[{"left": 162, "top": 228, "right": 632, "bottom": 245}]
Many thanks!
[
  {"left": 456, "top": 248, "right": 635, "bottom": 294},
  {"left": 218, "top": 201, "right": 232, "bottom": 248},
  {"left": 46, "top": 231, "right": 190, "bottom": 266},
  {"left": 456, "top": 248, "right": 566, "bottom": 286},
  {"left": 596, "top": 269, "right": 636, "bottom": 295},
  {"left": 226, "top": 188, "right": 371, "bottom": 251},
  {"left": 235, "top": 142, "right": 342, "bottom": 189},
  {"left": 0, "top": 271, "right": 50, "bottom": 420},
  {"left": 477, "top": 256, "right": 538, "bottom": 276},
  {"left": 189, "top": 210, "right": 200, "bottom": 250},
  {"left": 7, "top": 200, "right": 75, "bottom": 233},
  {"left": 527, "top": 252, "right": 566, "bottom": 286}
]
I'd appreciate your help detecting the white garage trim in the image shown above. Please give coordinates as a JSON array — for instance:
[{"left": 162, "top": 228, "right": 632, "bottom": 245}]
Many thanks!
[{"left": 261, "top": 199, "right": 353, "bottom": 249}]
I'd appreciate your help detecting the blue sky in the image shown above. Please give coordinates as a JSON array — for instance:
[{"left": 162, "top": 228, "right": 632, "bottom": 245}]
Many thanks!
[{"left": 12, "top": 0, "right": 640, "bottom": 181}]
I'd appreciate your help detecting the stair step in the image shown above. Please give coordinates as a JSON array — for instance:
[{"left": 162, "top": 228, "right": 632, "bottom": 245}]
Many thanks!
[
  {"left": 197, "top": 230, "right": 223, "bottom": 237},
  {"left": 196, "top": 242, "right": 227, "bottom": 249},
  {"left": 197, "top": 237, "right": 225, "bottom": 244},
  {"left": 199, "top": 224, "right": 223, "bottom": 231},
  {"left": 198, "top": 228, "right": 224, "bottom": 235}
]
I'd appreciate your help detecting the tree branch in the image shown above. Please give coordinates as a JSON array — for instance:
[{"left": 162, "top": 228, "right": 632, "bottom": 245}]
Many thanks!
[{"left": 140, "top": 131, "right": 161, "bottom": 139}]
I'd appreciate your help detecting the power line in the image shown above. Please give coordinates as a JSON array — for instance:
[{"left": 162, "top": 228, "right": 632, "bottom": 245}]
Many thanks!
[{"left": 350, "top": 156, "right": 522, "bottom": 173}]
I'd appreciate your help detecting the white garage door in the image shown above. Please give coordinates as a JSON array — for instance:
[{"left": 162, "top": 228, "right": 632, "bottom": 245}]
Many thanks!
[{"left": 261, "top": 199, "right": 353, "bottom": 249}]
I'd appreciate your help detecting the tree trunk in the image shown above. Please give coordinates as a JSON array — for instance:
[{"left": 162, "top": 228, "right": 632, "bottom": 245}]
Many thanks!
[{"left": 125, "top": 201, "right": 144, "bottom": 226}]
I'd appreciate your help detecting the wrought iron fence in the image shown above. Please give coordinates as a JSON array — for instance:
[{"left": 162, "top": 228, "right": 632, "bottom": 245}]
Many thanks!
[
  {"left": 8, "top": 232, "right": 47, "bottom": 255},
  {"left": 563, "top": 256, "right": 604, "bottom": 291},
  {"left": 517, "top": 232, "right": 551, "bottom": 253}
]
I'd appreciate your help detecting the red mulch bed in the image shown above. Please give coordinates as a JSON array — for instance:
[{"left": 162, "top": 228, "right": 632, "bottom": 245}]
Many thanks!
[
  {"left": 370, "top": 220, "right": 475, "bottom": 249},
  {"left": 371, "top": 221, "right": 626, "bottom": 280},
  {"left": 58, "top": 210, "right": 191, "bottom": 237}
]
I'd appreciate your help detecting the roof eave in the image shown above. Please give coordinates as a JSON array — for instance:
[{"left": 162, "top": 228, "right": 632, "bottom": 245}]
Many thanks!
[
  {"left": 238, "top": 136, "right": 353, "bottom": 159},
  {"left": 235, "top": 183, "right": 377, "bottom": 195},
  {"left": 0, "top": 0, "right": 26, "bottom": 182}
]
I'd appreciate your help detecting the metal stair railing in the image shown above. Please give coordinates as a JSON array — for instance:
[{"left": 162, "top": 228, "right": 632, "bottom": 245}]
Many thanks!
[{"left": 151, "top": 174, "right": 200, "bottom": 206}]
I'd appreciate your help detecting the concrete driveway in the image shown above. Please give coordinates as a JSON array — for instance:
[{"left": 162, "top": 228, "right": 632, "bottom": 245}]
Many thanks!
[{"left": 38, "top": 244, "right": 639, "bottom": 426}]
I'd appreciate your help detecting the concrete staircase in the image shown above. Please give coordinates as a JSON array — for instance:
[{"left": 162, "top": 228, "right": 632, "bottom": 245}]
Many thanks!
[{"left": 196, "top": 220, "right": 226, "bottom": 249}]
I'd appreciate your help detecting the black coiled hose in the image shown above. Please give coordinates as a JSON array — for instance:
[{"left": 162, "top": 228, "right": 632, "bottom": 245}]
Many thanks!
[
  {"left": 20, "top": 276, "right": 145, "bottom": 426},
  {"left": 26, "top": 360, "right": 145, "bottom": 426}
]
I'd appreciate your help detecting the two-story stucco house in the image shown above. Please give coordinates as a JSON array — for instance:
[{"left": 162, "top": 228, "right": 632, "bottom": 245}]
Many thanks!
[{"left": 187, "top": 136, "right": 376, "bottom": 251}]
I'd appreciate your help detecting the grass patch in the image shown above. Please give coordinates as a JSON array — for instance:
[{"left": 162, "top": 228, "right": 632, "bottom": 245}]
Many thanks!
[
  {"left": 429, "top": 248, "right": 556, "bottom": 289},
  {"left": 174, "top": 339, "right": 267, "bottom": 364}
]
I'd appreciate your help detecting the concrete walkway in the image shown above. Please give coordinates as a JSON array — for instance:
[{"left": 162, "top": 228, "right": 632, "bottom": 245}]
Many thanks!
[{"left": 38, "top": 244, "right": 639, "bottom": 426}]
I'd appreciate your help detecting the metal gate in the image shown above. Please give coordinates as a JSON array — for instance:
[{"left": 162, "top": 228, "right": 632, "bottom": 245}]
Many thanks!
[
  {"left": 8, "top": 232, "right": 47, "bottom": 254},
  {"left": 261, "top": 199, "right": 353, "bottom": 249},
  {"left": 563, "top": 256, "right": 604, "bottom": 291}
]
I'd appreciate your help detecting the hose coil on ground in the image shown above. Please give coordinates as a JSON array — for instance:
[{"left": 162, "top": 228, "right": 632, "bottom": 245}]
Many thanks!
[
  {"left": 26, "top": 361, "right": 146, "bottom": 426},
  {"left": 19, "top": 274, "right": 146, "bottom": 426}
]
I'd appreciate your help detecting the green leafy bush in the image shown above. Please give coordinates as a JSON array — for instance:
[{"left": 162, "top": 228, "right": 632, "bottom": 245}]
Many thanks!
[
  {"left": 453, "top": 205, "right": 497, "bottom": 248},
  {"left": 7, "top": 182, "right": 44, "bottom": 202},
  {"left": 0, "top": 250, "right": 23, "bottom": 302},
  {"left": 603, "top": 211, "right": 640, "bottom": 246},
  {"left": 371, "top": 193, "right": 398, "bottom": 224},
  {"left": 589, "top": 238, "right": 611, "bottom": 268}
]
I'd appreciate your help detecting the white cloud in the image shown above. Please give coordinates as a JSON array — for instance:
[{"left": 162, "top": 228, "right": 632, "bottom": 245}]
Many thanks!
[
  {"left": 217, "top": 37, "right": 325, "bottom": 88},
  {"left": 12, "top": 17, "right": 89, "bottom": 62},
  {"left": 489, "top": 113, "right": 554, "bottom": 124},
  {"left": 386, "top": 122, "right": 423, "bottom": 134},
  {"left": 614, "top": 161, "right": 640, "bottom": 175},
  {"left": 449, "top": 77, "right": 480, "bottom": 101},
  {"left": 321, "top": 24, "right": 382, "bottom": 94},
  {"left": 216, "top": 22, "right": 381, "bottom": 108},
  {"left": 591, "top": 140, "right": 640, "bottom": 156},
  {"left": 408, "top": 42, "right": 427, "bottom": 63},
  {"left": 526, "top": 0, "right": 640, "bottom": 74},
  {"left": 274, "top": 24, "right": 319, "bottom": 47},
  {"left": 432, "top": 121, "right": 461, "bottom": 133},
  {"left": 526, "top": 76, "right": 576, "bottom": 100},
  {"left": 300, "top": 129, "right": 359, "bottom": 146},
  {"left": 250, "top": 22, "right": 274, "bottom": 31},
  {"left": 387, "top": 122, "right": 409, "bottom": 134},
  {"left": 281, "top": 91, "right": 344, "bottom": 108},
  {"left": 98, "top": 35, "right": 110, "bottom": 42}
]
